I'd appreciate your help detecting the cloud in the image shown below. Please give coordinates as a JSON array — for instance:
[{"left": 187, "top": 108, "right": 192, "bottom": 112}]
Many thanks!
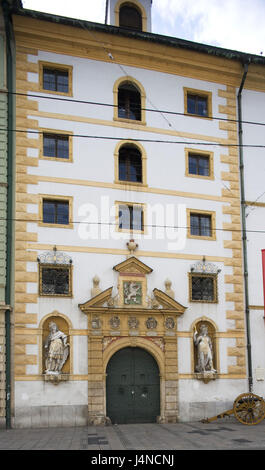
[{"left": 153, "top": 0, "right": 265, "bottom": 55}]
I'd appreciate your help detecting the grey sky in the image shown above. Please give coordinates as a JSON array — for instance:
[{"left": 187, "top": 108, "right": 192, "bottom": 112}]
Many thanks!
[{"left": 22, "top": 0, "right": 265, "bottom": 56}]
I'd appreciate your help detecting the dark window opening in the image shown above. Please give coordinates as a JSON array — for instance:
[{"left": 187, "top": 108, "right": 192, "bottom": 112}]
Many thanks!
[
  {"left": 119, "top": 145, "right": 142, "bottom": 183},
  {"left": 118, "top": 82, "right": 141, "bottom": 121},
  {"left": 40, "top": 266, "right": 71, "bottom": 296},
  {"left": 119, "top": 204, "right": 144, "bottom": 231},
  {"left": 43, "top": 199, "right": 69, "bottom": 225},
  {"left": 119, "top": 4, "right": 142, "bottom": 31},
  {"left": 187, "top": 93, "right": 208, "bottom": 117},
  {"left": 43, "top": 133, "right": 69, "bottom": 159},
  {"left": 188, "top": 153, "right": 210, "bottom": 176},
  {"left": 190, "top": 213, "right": 212, "bottom": 237},
  {"left": 191, "top": 275, "right": 215, "bottom": 302},
  {"left": 43, "top": 67, "right": 69, "bottom": 93}
]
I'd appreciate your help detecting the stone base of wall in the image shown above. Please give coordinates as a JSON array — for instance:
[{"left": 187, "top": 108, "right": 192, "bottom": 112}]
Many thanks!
[
  {"left": 13, "top": 405, "right": 88, "bottom": 428},
  {"left": 178, "top": 400, "right": 236, "bottom": 422}
]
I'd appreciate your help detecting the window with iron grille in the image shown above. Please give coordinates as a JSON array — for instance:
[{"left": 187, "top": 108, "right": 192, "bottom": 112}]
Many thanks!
[
  {"left": 119, "top": 145, "right": 142, "bottom": 183},
  {"left": 39, "top": 265, "right": 72, "bottom": 296},
  {"left": 190, "top": 273, "right": 217, "bottom": 303},
  {"left": 43, "top": 133, "right": 69, "bottom": 159}
]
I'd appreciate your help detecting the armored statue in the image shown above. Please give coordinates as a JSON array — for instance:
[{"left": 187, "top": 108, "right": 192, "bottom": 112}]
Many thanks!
[
  {"left": 44, "top": 321, "right": 69, "bottom": 375},
  {"left": 194, "top": 324, "right": 216, "bottom": 373}
]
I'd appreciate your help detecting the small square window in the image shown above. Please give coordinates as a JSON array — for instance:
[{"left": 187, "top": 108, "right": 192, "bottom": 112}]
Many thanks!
[
  {"left": 42, "top": 199, "right": 70, "bottom": 226},
  {"left": 189, "top": 153, "right": 210, "bottom": 176},
  {"left": 43, "top": 67, "right": 69, "bottom": 93},
  {"left": 187, "top": 209, "right": 216, "bottom": 240},
  {"left": 43, "top": 133, "right": 69, "bottom": 159},
  {"left": 190, "top": 213, "right": 212, "bottom": 237},
  {"left": 189, "top": 273, "right": 217, "bottom": 303},
  {"left": 39, "top": 62, "right": 72, "bottom": 96},
  {"left": 118, "top": 203, "right": 144, "bottom": 232},
  {"left": 39, "top": 265, "right": 72, "bottom": 296},
  {"left": 184, "top": 88, "right": 212, "bottom": 119}
]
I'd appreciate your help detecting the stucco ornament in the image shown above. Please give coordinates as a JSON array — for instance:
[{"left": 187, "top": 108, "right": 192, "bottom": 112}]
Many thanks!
[
  {"left": 194, "top": 324, "right": 216, "bottom": 373},
  {"left": 44, "top": 321, "right": 69, "bottom": 375}
]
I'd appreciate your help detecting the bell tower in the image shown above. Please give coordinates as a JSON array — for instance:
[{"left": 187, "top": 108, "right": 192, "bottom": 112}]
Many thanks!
[{"left": 105, "top": 0, "right": 152, "bottom": 33}]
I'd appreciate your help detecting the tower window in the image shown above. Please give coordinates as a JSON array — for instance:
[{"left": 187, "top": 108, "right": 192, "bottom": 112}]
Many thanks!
[{"left": 119, "top": 4, "right": 142, "bottom": 31}]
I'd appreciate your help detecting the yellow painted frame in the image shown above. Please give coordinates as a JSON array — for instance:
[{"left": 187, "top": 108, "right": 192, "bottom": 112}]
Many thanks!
[
  {"left": 38, "top": 194, "right": 73, "bottom": 229},
  {"left": 185, "top": 147, "right": 214, "bottom": 180},
  {"left": 115, "top": 200, "right": 147, "bottom": 234},
  {"left": 114, "top": 139, "right": 147, "bottom": 187},
  {"left": 114, "top": 0, "right": 148, "bottom": 31},
  {"left": 39, "top": 60, "right": 73, "bottom": 96},
  {"left": 184, "top": 87, "right": 212, "bottom": 120},
  {"left": 113, "top": 75, "right": 146, "bottom": 125},
  {"left": 188, "top": 272, "right": 218, "bottom": 303},
  {"left": 40, "top": 128, "right": 73, "bottom": 162},
  {"left": 187, "top": 208, "right": 216, "bottom": 240}
]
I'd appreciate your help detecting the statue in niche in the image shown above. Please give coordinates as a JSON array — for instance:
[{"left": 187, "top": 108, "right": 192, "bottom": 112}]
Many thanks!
[
  {"left": 194, "top": 323, "right": 216, "bottom": 374},
  {"left": 91, "top": 275, "right": 102, "bottom": 298},
  {"left": 44, "top": 321, "right": 69, "bottom": 375},
  {"left": 164, "top": 279, "right": 175, "bottom": 299}
]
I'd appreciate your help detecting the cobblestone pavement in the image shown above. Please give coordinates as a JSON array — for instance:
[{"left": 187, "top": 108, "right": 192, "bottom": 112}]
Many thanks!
[{"left": 0, "top": 418, "right": 265, "bottom": 451}]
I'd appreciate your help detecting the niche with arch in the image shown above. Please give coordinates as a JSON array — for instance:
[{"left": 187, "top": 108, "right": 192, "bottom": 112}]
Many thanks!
[{"left": 192, "top": 318, "right": 218, "bottom": 383}]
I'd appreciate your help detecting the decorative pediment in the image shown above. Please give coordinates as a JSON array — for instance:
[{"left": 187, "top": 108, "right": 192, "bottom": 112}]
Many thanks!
[
  {"left": 79, "top": 287, "right": 113, "bottom": 310},
  {"left": 113, "top": 256, "right": 153, "bottom": 275},
  {"left": 152, "top": 288, "right": 186, "bottom": 314}
]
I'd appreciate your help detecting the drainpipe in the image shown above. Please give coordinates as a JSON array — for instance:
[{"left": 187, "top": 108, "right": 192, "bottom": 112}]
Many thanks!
[
  {"left": 237, "top": 60, "right": 253, "bottom": 393},
  {"left": 3, "top": 0, "right": 15, "bottom": 429}
]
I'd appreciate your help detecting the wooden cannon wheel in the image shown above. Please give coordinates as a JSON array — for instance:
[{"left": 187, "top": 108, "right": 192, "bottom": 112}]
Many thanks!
[{"left": 233, "top": 393, "right": 265, "bottom": 425}]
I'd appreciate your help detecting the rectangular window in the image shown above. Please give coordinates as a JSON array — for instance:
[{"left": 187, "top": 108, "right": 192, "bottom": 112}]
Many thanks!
[
  {"left": 43, "top": 133, "right": 69, "bottom": 159},
  {"left": 39, "top": 61, "right": 73, "bottom": 96},
  {"left": 39, "top": 265, "right": 72, "bottom": 296},
  {"left": 190, "top": 213, "right": 211, "bottom": 237},
  {"left": 118, "top": 203, "right": 144, "bottom": 232},
  {"left": 39, "top": 196, "right": 73, "bottom": 228},
  {"left": 43, "top": 199, "right": 69, "bottom": 225},
  {"left": 189, "top": 153, "right": 209, "bottom": 176},
  {"left": 184, "top": 88, "right": 212, "bottom": 118},
  {"left": 189, "top": 273, "right": 217, "bottom": 303},
  {"left": 187, "top": 209, "right": 216, "bottom": 240}
]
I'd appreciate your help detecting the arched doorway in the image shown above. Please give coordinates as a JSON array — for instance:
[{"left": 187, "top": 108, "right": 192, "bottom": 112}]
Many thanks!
[{"left": 106, "top": 347, "right": 160, "bottom": 424}]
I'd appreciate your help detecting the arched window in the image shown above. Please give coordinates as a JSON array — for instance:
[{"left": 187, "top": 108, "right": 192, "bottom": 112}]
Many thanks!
[
  {"left": 119, "top": 3, "right": 142, "bottom": 31},
  {"left": 118, "top": 81, "right": 141, "bottom": 121},
  {"left": 119, "top": 144, "right": 142, "bottom": 183}
]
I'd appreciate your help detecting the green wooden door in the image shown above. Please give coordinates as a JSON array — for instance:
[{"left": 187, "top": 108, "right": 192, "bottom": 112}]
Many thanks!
[{"left": 106, "top": 347, "right": 160, "bottom": 424}]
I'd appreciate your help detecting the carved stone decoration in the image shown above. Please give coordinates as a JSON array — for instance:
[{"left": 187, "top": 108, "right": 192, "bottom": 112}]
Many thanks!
[
  {"left": 193, "top": 322, "right": 217, "bottom": 383},
  {"left": 91, "top": 316, "right": 101, "bottom": 329},
  {"left": 164, "top": 279, "right": 175, "bottom": 299},
  {"left": 109, "top": 316, "right": 120, "bottom": 329},
  {"left": 91, "top": 275, "right": 102, "bottom": 298},
  {"left": 190, "top": 257, "right": 221, "bottom": 275},
  {"left": 123, "top": 281, "right": 142, "bottom": 305},
  {"left": 165, "top": 317, "right": 175, "bottom": 329},
  {"left": 44, "top": 321, "right": 69, "bottom": 376},
  {"left": 146, "top": 317, "right": 157, "bottom": 329},
  {"left": 128, "top": 316, "right": 139, "bottom": 329},
  {"left": 126, "top": 239, "right": 138, "bottom": 257}
]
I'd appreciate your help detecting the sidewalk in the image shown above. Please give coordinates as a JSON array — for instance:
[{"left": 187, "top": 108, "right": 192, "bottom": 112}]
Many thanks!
[{"left": 0, "top": 417, "right": 265, "bottom": 451}]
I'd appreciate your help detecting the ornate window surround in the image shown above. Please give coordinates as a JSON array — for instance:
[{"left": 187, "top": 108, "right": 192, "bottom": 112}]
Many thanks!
[{"left": 38, "top": 247, "right": 73, "bottom": 297}]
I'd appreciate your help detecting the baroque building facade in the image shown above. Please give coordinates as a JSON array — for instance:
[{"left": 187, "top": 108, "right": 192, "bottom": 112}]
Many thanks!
[{"left": 1, "top": 0, "right": 265, "bottom": 427}]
